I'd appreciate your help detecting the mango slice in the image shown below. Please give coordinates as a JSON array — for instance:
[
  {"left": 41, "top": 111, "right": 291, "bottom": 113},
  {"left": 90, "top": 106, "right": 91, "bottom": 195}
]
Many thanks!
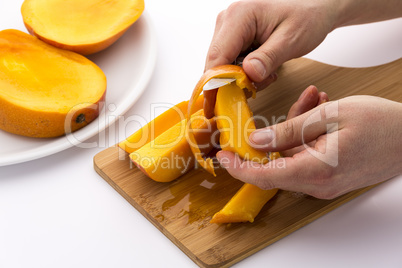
[
  {"left": 0, "top": 29, "right": 106, "bottom": 138},
  {"left": 186, "top": 65, "right": 257, "bottom": 176},
  {"left": 210, "top": 153, "right": 280, "bottom": 223},
  {"left": 21, "top": 0, "right": 145, "bottom": 55},
  {"left": 214, "top": 82, "right": 268, "bottom": 162},
  {"left": 130, "top": 109, "right": 217, "bottom": 182},
  {"left": 119, "top": 96, "right": 204, "bottom": 154},
  {"left": 209, "top": 82, "right": 276, "bottom": 223}
]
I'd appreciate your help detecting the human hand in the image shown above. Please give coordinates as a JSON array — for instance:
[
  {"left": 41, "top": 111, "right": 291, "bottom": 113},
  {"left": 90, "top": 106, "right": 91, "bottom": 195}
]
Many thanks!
[
  {"left": 216, "top": 92, "right": 402, "bottom": 199},
  {"left": 203, "top": 0, "right": 338, "bottom": 118},
  {"left": 205, "top": 0, "right": 402, "bottom": 79},
  {"left": 205, "top": 0, "right": 337, "bottom": 81}
]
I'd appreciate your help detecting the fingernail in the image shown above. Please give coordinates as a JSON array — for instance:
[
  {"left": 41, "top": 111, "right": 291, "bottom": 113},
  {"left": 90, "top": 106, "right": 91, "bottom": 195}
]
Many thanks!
[
  {"left": 269, "top": 72, "right": 278, "bottom": 81},
  {"left": 250, "top": 128, "right": 274, "bottom": 145},
  {"left": 298, "top": 89, "right": 308, "bottom": 101},
  {"left": 249, "top": 58, "right": 266, "bottom": 79},
  {"left": 298, "top": 85, "right": 316, "bottom": 101}
]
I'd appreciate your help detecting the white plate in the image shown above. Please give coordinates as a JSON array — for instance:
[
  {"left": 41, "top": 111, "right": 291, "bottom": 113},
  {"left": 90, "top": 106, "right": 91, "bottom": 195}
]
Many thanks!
[{"left": 0, "top": 2, "right": 157, "bottom": 166}]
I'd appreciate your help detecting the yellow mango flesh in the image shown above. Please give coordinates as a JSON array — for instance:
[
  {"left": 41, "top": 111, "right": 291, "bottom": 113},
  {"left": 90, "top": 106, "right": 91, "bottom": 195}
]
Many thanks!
[
  {"left": 0, "top": 29, "right": 106, "bottom": 138},
  {"left": 186, "top": 65, "right": 257, "bottom": 176},
  {"left": 211, "top": 83, "right": 279, "bottom": 223},
  {"left": 22, "top": 0, "right": 145, "bottom": 55},
  {"left": 130, "top": 109, "right": 217, "bottom": 182},
  {"left": 210, "top": 153, "right": 280, "bottom": 223},
  {"left": 214, "top": 82, "right": 268, "bottom": 163},
  {"left": 211, "top": 185, "right": 278, "bottom": 223},
  {"left": 119, "top": 96, "right": 204, "bottom": 154}
]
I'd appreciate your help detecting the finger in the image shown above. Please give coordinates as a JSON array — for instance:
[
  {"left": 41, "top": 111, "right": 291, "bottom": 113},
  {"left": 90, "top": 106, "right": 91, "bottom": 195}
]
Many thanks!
[
  {"left": 203, "top": 72, "right": 278, "bottom": 119},
  {"left": 281, "top": 85, "right": 320, "bottom": 157},
  {"left": 318, "top": 91, "right": 329, "bottom": 104},
  {"left": 253, "top": 72, "right": 278, "bottom": 92},
  {"left": 242, "top": 23, "right": 299, "bottom": 82},
  {"left": 203, "top": 88, "right": 218, "bottom": 119},
  {"left": 205, "top": 3, "right": 257, "bottom": 71},
  {"left": 216, "top": 149, "right": 326, "bottom": 194},
  {"left": 245, "top": 72, "right": 278, "bottom": 98},
  {"left": 287, "top": 85, "right": 319, "bottom": 120},
  {"left": 217, "top": 150, "right": 278, "bottom": 188},
  {"left": 250, "top": 102, "right": 332, "bottom": 152},
  {"left": 282, "top": 89, "right": 330, "bottom": 157}
]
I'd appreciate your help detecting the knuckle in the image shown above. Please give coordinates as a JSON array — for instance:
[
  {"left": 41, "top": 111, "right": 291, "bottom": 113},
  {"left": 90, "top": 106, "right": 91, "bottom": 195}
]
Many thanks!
[
  {"left": 218, "top": 1, "right": 247, "bottom": 22},
  {"left": 280, "top": 120, "right": 297, "bottom": 143},
  {"left": 309, "top": 168, "right": 339, "bottom": 199},
  {"left": 314, "top": 167, "right": 334, "bottom": 184},
  {"left": 253, "top": 170, "right": 276, "bottom": 190},
  {"left": 238, "top": 161, "right": 276, "bottom": 190},
  {"left": 226, "top": 1, "right": 247, "bottom": 13},
  {"left": 259, "top": 48, "right": 278, "bottom": 71},
  {"left": 207, "top": 44, "right": 221, "bottom": 63},
  {"left": 215, "top": 10, "right": 226, "bottom": 24},
  {"left": 311, "top": 188, "right": 340, "bottom": 200},
  {"left": 255, "top": 178, "right": 275, "bottom": 190},
  {"left": 206, "top": 44, "right": 234, "bottom": 69}
]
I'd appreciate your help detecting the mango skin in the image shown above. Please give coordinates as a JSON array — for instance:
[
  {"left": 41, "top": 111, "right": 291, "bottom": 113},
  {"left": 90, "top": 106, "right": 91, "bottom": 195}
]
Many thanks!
[{"left": 0, "top": 29, "right": 106, "bottom": 138}]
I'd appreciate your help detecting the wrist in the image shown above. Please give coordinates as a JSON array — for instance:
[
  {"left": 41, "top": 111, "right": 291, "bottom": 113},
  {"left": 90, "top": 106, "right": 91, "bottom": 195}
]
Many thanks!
[
  {"left": 384, "top": 100, "right": 402, "bottom": 177},
  {"left": 332, "top": 0, "right": 402, "bottom": 29},
  {"left": 395, "top": 102, "right": 402, "bottom": 175},
  {"left": 331, "top": 0, "right": 369, "bottom": 28}
]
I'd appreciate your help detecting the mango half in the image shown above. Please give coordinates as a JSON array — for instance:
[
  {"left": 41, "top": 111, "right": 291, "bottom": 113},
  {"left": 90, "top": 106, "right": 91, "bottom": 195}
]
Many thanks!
[
  {"left": 21, "top": 0, "right": 145, "bottom": 55},
  {"left": 0, "top": 29, "right": 106, "bottom": 138}
]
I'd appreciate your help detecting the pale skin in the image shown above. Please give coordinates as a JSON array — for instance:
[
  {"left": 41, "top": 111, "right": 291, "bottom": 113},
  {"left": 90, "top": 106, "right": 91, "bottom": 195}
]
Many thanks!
[{"left": 204, "top": 0, "right": 402, "bottom": 199}]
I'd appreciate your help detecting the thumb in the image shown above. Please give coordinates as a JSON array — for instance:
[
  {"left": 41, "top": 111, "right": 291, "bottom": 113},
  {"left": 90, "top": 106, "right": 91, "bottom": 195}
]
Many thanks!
[
  {"left": 250, "top": 104, "right": 331, "bottom": 152},
  {"left": 242, "top": 26, "right": 297, "bottom": 82}
]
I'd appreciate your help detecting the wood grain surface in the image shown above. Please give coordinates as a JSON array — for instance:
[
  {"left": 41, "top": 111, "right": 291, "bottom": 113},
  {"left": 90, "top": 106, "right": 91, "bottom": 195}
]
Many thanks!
[{"left": 94, "top": 57, "right": 402, "bottom": 268}]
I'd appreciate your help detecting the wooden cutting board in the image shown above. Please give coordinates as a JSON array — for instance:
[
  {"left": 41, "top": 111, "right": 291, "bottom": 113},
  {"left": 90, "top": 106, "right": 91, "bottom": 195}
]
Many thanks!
[{"left": 94, "top": 57, "right": 402, "bottom": 268}]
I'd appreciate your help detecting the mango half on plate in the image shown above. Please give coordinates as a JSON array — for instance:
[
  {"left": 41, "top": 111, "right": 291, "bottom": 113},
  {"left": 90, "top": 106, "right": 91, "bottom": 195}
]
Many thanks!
[
  {"left": 21, "top": 0, "right": 145, "bottom": 55},
  {"left": 0, "top": 29, "right": 106, "bottom": 138}
]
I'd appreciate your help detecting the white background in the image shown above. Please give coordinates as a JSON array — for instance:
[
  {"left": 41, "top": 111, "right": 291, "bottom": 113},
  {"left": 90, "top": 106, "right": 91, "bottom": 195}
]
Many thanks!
[{"left": 1, "top": 0, "right": 402, "bottom": 267}]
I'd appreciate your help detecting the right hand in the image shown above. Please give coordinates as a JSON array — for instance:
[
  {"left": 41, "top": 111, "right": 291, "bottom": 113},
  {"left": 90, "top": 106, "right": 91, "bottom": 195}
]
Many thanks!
[
  {"left": 205, "top": 0, "right": 338, "bottom": 83},
  {"left": 202, "top": 0, "right": 402, "bottom": 118},
  {"left": 202, "top": 0, "right": 338, "bottom": 118}
]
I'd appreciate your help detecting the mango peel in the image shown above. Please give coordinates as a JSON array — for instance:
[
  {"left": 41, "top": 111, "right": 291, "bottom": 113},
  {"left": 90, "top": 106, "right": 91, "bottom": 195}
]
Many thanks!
[{"left": 186, "top": 65, "right": 257, "bottom": 176}]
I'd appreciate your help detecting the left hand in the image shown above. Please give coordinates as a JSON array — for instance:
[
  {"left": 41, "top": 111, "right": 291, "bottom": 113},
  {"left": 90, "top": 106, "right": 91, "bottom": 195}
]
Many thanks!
[{"left": 216, "top": 88, "right": 402, "bottom": 199}]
